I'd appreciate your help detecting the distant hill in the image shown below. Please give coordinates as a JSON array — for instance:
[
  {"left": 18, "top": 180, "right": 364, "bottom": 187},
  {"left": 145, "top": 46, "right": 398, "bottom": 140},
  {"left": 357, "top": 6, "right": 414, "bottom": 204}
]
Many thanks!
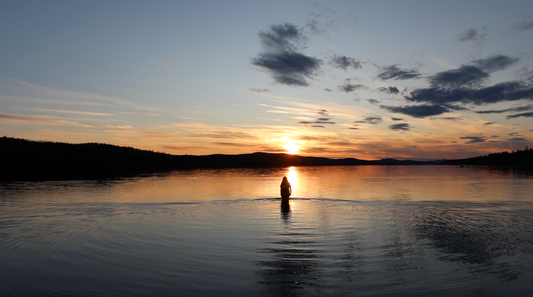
[
  {"left": 0, "top": 136, "right": 439, "bottom": 180},
  {"left": 441, "top": 147, "right": 533, "bottom": 167}
]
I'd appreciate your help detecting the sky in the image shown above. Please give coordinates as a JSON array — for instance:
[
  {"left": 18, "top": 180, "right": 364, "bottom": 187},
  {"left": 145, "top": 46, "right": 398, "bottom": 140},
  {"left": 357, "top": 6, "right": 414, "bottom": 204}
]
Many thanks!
[{"left": 1, "top": 0, "right": 533, "bottom": 160}]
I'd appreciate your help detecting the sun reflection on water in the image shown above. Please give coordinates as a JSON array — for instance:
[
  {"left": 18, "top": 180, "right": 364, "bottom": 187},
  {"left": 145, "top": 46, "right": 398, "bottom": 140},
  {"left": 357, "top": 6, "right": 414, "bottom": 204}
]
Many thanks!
[{"left": 286, "top": 166, "right": 299, "bottom": 195}]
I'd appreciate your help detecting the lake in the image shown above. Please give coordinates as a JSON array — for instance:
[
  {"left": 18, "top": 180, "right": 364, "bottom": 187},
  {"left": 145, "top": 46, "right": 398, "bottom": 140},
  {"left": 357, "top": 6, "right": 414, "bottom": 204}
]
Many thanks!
[{"left": 1, "top": 165, "right": 533, "bottom": 296}]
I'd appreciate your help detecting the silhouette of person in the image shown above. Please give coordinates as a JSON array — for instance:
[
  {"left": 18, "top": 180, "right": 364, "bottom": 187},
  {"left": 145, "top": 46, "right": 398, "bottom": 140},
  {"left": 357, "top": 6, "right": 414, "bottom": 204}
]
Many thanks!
[{"left": 280, "top": 176, "right": 291, "bottom": 201}]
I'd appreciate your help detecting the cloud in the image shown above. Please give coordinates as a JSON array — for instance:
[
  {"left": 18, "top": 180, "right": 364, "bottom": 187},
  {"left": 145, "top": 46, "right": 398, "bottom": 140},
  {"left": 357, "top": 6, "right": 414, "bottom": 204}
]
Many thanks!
[
  {"left": 506, "top": 112, "right": 533, "bottom": 119},
  {"left": 513, "top": 21, "right": 533, "bottom": 32},
  {"left": 377, "top": 86, "right": 400, "bottom": 94},
  {"left": 367, "top": 99, "right": 380, "bottom": 105},
  {"left": 458, "top": 28, "right": 487, "bottom": 42},
  {"left": 429, "top": 65, "right": 489, "bottom": 88},
  {"left": 389, "top": 123, "right": 411, "bottom": 131},
  {"left": 460, "top": 136, "right": 487, "bottom": 144},
  {"left": 475, "top": 104, "right": 533, "bottom": 114},
  {"left": 105, "top": 125, "right": 134, "bottom": 130},
  {"left": 252, "top": 23, "right": 322, "bottom": 87},
  {"left": 297, "top": 109, "right": 335, "bottom": 127},
  {"left": 484, "top": 122, "right": 496, "bottom": 125},
  {"left": 428, "top": 55, "right": 518, "bottom": 89},
  {"left": 252, "top": 52, "right": 322, "bottom": 86},
  {"left": 354, "top": 116, "right": 383, "bottom": 124},
  {"left": 0, "top": 112, "right": 94, "bottom": 127},
  {"left": 429, "top": 116, "right": 463, "bottom": 121},
  {"left": 405, "top": 55, "right": 526, "bottom": 109},
  {"left": 473, "top": 55, "right": 519, "bottom": 72},
  {"left": 250, "top": 88, "right": 270, "bottom": 93},
  {"left": 257, "top": 23, "right": 304, "bottom": 51},
  {"left": 379, "top": 104, "right": 450, "bottom": 118},
  {"left": 391, "top": 117, "right": 404, "bottom": 121},
  {"left": 324, "top": 88, "right": 333, "bottom": 92},
  {"left": 406, "top": 81, "right": 533, "bottom": 107},
  {"left": 27, "top": 108, "right": 113, "bottom": 116},
  {"left": 377, "top": 65, "right": 421, "bottom": 80},
  {"left": 12, "top": 80, "right": 161, "bottom": 112},
  {"left": 508, "top": 137, "right": 526, "bottom": 141},
  {"left": 338, "top": 82, "right": 365, "bottom": 93},
  {"left": 330, "top": 55, "right": 362, "bottom": 70}
]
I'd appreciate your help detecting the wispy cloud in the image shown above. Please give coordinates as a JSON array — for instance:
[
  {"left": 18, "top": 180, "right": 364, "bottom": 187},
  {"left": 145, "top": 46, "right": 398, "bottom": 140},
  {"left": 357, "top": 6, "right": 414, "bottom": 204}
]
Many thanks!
[
  {"left": 338, "top": 82, "right": 366, "bottom": 93},
  {"left": 25, "top": 108, "right": 113, "bottom": 116},
  {"left": 297, "top": 109, "right": 336, "bottom": 127},
  {"left": 512, "top": 21, "right": 533, "bottom": 32},
  {"left": 377, "top": 86, "right": 400, "bottom": 94},
  {"left": 11, "top": 80, "right": 162, "bottom": 112},
  {"left": 376, "top": 65, "right": 421, "bottom": 81},
  {"left": 458, "top": 27, "right": 487, "bottom": 42},
  {"left": 329, "top": 55, "right": 362, "bottom": 70},
  {"left": 0, "top": 112, "right": 95, "bottom": 127}
]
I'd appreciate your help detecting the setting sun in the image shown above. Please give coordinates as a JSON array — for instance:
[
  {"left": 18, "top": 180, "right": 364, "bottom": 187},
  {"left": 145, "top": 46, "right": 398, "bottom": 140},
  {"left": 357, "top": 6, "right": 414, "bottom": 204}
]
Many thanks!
[{"left": 284, "top": 143, "right": 299, "bottom": 155}]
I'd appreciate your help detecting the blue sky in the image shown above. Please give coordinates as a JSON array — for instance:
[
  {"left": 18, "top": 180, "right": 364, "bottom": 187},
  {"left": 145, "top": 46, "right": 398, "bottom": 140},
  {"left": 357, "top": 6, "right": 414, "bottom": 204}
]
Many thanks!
[{"left": 1, "top": 0, "right": 532, "bottom": 160}]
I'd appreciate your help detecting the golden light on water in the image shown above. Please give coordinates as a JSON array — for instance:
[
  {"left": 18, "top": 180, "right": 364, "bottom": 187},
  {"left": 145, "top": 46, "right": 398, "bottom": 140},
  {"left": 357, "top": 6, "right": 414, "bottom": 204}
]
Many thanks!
[{"left": 286, "top": 166, "right": 299, "bottom": 195}]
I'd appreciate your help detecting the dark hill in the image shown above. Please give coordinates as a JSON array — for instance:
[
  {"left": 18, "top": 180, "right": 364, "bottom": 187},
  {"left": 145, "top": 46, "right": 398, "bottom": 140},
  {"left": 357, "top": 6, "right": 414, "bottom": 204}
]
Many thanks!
[{"left": 1, "top": 136, "right": 438, "bottom": 180}]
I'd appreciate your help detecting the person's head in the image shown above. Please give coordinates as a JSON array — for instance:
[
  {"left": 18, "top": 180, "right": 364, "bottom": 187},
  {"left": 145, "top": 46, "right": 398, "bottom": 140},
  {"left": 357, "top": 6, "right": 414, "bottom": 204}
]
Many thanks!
[{"left": 282, "top": 176, "right": 288, "bottom": 182}]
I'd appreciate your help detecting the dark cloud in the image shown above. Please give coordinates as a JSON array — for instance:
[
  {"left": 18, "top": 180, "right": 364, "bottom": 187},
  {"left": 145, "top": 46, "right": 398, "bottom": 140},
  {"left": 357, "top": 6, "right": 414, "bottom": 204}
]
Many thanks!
[
  {"left": 406, "top": 55, "right": 526, "bottom": 109},
  {"left": 377, "top": 65, "right": 421, "bottom": 81},
  {"left": 506, "top": 112, "right": 533, "bottom": 119},
  {"left": 458, "top": 28, "right": 487, "bottom": 42},
  {"left": 330, "top": 55, "right": 362, "bottom": 70},
  {"left": 406, "top": 81, "right": 533, "bottom": 107},
  {"left": 509, "top": 132, "right": 520, "bottom": 136},
  {"left": 484, "top": 122, "right": 496, "bottom": 125},
  {"left": 252, "top": 51, "right": 322, "bottom": 86},
  {"left": 513, "top": 21, "right": 533, "bottom": 32},
  {"left": 508, "top": 137, "right": 526, "bottom": 141},
  {"left": 257, "top": 23, "right": 303, "bottom": 51},
  {"left": 354, "top": 116, "right": 383, "bottom": 124},
  {"left": 428, "top": 55, "right": 518, "bottom": 89},
  {"left": 391, "top": 117, "right": 404, "bottom": 121},
  {"left": 252, "top": 23, "right": 322, "bottom": 87},
  {"left": 460, "top": 136, "right": 487, "bottom": 144},
  {"left": 429, "top": 65, "right": 489, "bottom": 89},
  {"left": 317, "top": 109, "right": 329, "bottom": 117},
  {"left": 380, "top": 104, "right": 450, "bottom": 118},
  {"left": 389, "top": 123, "right": 411, "bottom": 131},
  {"left": 475, "top": 104, "right": 533, "bottom": 114},
  {"left": 324, "top": 88, "right": 333, "bottom": 92},
  {"left": 338, "top": 82, "right": 365, "bottom": 93},
  {"left": 473, "top": 55, "right": 519, "bottom": 72},
  {"left": 250, "top": 88, "right": 269, "bottom": 93},
  {"left": 377, "top": 86, "right": 400, "bottom": 94},
  {"left": 367, "top": 99, "right": 380, "bottom": 105}
]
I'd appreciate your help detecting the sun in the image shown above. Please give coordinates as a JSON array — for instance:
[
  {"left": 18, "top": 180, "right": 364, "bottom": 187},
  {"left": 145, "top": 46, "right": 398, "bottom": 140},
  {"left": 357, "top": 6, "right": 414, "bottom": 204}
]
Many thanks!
[{"left": 284, "top": 143, "right": 299, "bottom": 155}]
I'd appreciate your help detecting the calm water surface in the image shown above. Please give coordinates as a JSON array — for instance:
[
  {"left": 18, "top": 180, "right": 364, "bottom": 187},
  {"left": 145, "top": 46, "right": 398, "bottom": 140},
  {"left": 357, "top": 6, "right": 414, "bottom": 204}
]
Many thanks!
[{"left": 1, "top": 166, "right": 533, "bottom": 296}]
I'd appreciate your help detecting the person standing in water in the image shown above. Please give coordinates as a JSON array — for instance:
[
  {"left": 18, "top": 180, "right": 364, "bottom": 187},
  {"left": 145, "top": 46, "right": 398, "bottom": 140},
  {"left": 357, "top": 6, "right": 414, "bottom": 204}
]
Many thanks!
[{"left": 280, "top": 176, "right": 292, "bottom": 200}]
